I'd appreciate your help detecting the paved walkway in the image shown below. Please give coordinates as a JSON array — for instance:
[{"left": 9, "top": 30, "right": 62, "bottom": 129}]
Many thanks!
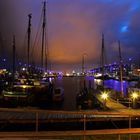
[{"left": 96, "top": 94, "right": 140, "bottom": 114}]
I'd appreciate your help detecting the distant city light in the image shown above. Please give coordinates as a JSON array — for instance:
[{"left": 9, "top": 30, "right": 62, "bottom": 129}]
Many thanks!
[
  {"left": 77, "top": 72, "right": 80, "bottom": 76},
  {"left": 3, "top": 58, "right": 6, "bottom": 62},
  {"left": 72, "top": 70, "right": 75, "bottom": 73},
  {"left": 22, "top": 67, "right": 26, "bottom": 71},
  {"left": 66, "top": 73, "right": 70, "bottom": 76},
  {"left": 49, "top": 71, "right": 52, "bottom": 75}
]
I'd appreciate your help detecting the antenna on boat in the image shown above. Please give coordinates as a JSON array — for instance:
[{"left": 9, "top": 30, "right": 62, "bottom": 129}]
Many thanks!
[
  {"left": 27, "top": 14, "right": 32, "bottom": 72},
  {"left": 12, "top": 35, "right": 16, "bottom": 83},
  {"left": 118, "top": 40, "right": 124, "bottom": 98}
]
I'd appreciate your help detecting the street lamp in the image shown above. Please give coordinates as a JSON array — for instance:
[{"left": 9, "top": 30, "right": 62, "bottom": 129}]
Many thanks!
[
  {"left": 131, "top": 92, "right": 138, "bottom": 109},
  {"left": 101, "top": 91, "right": 109, "bottom": 109}
]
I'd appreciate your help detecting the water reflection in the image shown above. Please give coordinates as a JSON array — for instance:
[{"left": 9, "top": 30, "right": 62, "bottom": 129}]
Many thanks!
[{"left": 104, "top": 80, "right": 128, "bottom": 96}]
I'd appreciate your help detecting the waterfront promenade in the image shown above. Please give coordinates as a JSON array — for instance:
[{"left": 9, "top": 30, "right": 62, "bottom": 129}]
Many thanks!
[{"left": 96, "top": 93, "right": 140, "bottom": 114}]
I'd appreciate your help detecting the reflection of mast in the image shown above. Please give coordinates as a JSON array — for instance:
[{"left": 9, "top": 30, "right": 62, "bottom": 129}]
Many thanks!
[
  {"left": 27, "top": 14, "right": 32, "bottom": 70},
  {"left": 118, "top": 41, "right": 124, "bottom": 98},
  {"left": 12, "top": 35, "right": 16, "bottom": 83},
  {"left": 41, "top": 1, "right": 46, "bottom": 72}
]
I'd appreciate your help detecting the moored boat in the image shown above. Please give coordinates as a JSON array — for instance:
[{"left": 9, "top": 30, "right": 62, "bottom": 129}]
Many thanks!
[{"left": 1, "top": 84, "right": 35, "bottom": 107}]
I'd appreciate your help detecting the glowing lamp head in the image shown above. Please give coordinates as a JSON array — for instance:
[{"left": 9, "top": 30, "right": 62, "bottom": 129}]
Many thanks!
[
  {"left": 131, "top": 92, "right": 138, "bottom": 99},
  {"left": 101, "top": 92, "right": 108, "bottom": 100}
]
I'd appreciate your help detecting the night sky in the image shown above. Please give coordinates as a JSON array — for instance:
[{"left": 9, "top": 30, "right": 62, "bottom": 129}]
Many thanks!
[{"left": 0, "top": 0, "right": 140, "bottom": 73}]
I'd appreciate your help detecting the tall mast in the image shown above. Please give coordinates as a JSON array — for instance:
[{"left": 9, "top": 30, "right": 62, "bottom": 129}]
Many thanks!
[
  {"left": 118, "top": 41, "right": 124, "bottom": 98},
  {"left": 27, "top": 14, "right": 32, "bottom": 71},
  {"left": 41, "top": 1, "right": 46, "bottom": 73},
  {"left": 101, "top": 33, "right": 105, "bottom": 86},
  {"left": 12, "top": 35, "right": 16, "bottom": 83},
  {"left": 45, "top": 0, "right": 49, "bottom": 73}
]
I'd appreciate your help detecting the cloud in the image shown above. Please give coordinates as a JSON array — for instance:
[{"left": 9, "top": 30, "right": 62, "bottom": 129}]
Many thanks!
[{"left": 0, "top": 0, "right": 140, "bottom": 71}]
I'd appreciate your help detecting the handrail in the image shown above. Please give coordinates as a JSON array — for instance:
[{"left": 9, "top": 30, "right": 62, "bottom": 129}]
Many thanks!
[
  {"left": 0, "top": 107, "right": 140, "bottom": 116},
  {"left": 0, "top": 128, "right": 140, "bottom": 137},
  {"left": 0, "top": 107, "right": 140, "bottom": 139}
]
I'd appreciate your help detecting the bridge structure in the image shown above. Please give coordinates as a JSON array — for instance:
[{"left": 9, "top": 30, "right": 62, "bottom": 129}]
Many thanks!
[{"left": 89, "top": 62, "right": 131, "bottom": 77}]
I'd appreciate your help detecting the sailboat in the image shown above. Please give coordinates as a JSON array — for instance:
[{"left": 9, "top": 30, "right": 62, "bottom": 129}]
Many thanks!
[
  {"left": 1, "top": 35, "right": 36, "bottom": 107},
  {"left": 94, "top": 34, "right": 111, "bottom": 83},
  {"left": 1, "top": 2, "right": 54, "bottom": 108}
]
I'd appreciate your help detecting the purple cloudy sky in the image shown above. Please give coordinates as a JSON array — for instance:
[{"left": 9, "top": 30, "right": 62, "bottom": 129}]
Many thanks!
[{"left": 0, "top": 0, "right": 140, "bottom": 72}]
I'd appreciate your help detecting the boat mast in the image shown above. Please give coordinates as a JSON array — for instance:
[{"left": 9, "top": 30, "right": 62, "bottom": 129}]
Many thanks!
[
  {"left": 12, "top": 35, "right": 16, "bottom": 83},
  {"left": 118, "top": 40, "right": 124, "bottom": 98},
  {"left": 27, "top": 14, "right": 32, "bottom": 71},
  {"left": 41, "top": 1, "right": 46, "bottom": 73},
  {"left": 101, "top": 34, "right": 105, "bottom": 86}
]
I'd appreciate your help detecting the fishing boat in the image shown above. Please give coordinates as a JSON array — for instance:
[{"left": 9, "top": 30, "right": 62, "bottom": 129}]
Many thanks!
[{"left": 76, "top": 80, "right": 99, "bottom": 110}]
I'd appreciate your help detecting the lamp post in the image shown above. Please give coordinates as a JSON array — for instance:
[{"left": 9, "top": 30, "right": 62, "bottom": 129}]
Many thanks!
[
  {"left": 82, "top": 53, "right": 87, "bottom": 75},
  {"left": 131, "top": 92, "right": 138, "bottom": 109}
]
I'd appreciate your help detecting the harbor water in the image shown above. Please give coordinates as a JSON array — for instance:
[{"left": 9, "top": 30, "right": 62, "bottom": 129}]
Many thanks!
[{"left": 51, "top": 76, "right": 137, "bottom": 110}]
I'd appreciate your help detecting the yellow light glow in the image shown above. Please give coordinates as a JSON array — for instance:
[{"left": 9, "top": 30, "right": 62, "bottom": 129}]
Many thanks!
[
  {"left": 101, "top": 91, "right": 109, "bottom": 100},
  {"left": 94, "top": 79, "right": 102, "bottom": 85},
  {"left": 131, "top": 92, "right": 138, "bottom": 99},
  {"left": 101, "top": 93, "right": 108, "bottom": 100},
  {"left": 22, "top": 85, "right": 27, "bottom": 89}
]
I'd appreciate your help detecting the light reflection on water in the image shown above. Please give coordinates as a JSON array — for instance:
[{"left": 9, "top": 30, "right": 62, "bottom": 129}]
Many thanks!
[
  {"left": 104, "top": 80, "right": 128, "bottom": 96},
  {"left": 104, "top": 80, "right": 137, "bottom": 96}
]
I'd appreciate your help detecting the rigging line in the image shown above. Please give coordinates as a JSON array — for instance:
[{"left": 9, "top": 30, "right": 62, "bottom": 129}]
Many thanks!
[
  {"left": 44, "top": 28, "right": 47, "bottom": 71},
  {"left": 21, "top": 30, "right": 28, "bottom": 64},
  {"left": 30, "top": 5, "right": 44, "bottom": 60},
  {"left": 31, "top": 29, "right": 42, "bottom": 64}
]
